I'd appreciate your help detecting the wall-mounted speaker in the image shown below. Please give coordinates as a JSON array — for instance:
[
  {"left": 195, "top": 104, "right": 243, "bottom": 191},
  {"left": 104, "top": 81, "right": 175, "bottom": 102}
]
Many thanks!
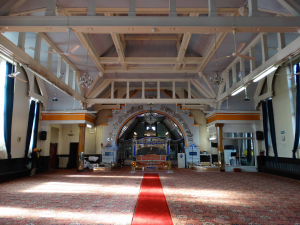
[
  {"left": 40, "top": 131, "right": 47, "bottom": 140},
  {"left": 256, "top": 131, "right": 264, "bottom": 140}
]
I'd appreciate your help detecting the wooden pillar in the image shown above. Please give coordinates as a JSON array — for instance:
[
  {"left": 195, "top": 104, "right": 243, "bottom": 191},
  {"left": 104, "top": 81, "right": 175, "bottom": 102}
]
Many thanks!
[
  {"left": 142, "top": 81, "right": 145, "bottom": 99},
  {"left": 232, "top": 65, "right": 237, "bottom": 84},
  {"left": 77, "top": 124, "right": 86, "bottom": 172},
  {"left": 17, "top": 32, "right": 26, "bottom": 51},
  {"left": 157, "top": 81, "right": 160, "bottom": 99},
  {"left": 72, "top": 70, "right": 76, "bottom": 89},
  {"left": 65, "top": 64, "right": 70, "bottom": 85},
  {"left": 248, "top": 0, "right": 260, "bottom": 17},
  {"left": 126, "top": 81, "right": 129, "bottom": 99},
  {"left": 225, "top": 70, "right": 230, "bottom": 91},
  {"left": 215, "top": 123, "right": 225, "bottom": 172},
  {"left": 47, "top": 46, "right": 53, "bottom": 71},
  {"left": 277, "top": 33, "right": 286, "bottom": 50},
  {"left": 187, "top": 80, "right": 191, "bottom": 99},
  {"left": 172, "top": 81, "right": 176, "bottom": 98},
  {"left": 34, "top": 33, "right": 42, "bottom": 63},
  {"left": 261, "top": 34, "right": 268, "bottom": 63},
  {"left": 249, "top": 47, "right": 256, "bottom": 72},
  {"left": 57, "top": 55, "right": 62, "bottom": 78},
  {"left": 111, "top": 81, "right": 114, "bottom": 99},
  {"left": 240, "top": 58, "right": 245, "bottom": 78}
]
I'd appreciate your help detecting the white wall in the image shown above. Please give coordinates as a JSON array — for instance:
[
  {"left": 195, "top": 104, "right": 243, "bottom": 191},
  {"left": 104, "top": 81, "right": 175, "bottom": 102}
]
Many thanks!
[
  {"left": 258, "top": 68, "right": 297, "bottom": 158},
  {"left": 191, "top": 109, "right": 209, "bottom": 152}
]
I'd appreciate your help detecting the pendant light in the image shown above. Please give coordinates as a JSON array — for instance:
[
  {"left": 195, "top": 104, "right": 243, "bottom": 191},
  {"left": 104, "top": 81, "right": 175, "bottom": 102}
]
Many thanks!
[
  {"left": 52, "top": 88, "right": 58, "bottom": 101},
  {"left": 68, "top": 124, "right": 74, "bottom": 136}
]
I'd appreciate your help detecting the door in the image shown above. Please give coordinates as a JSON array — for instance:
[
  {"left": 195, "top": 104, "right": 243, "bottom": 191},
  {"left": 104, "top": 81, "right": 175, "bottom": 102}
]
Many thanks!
[
  {"left": 49, "top": 143, "right": 58, "bottom": 169},
  {"left": 69, "top": 143, "right": 79, "bottom": 169}
]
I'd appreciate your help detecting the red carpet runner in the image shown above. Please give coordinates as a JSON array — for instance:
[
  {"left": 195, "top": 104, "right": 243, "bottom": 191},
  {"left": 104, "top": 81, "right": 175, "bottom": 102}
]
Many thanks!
[{"left": 132, "top": 173, "right": 173, "bottom": 225}]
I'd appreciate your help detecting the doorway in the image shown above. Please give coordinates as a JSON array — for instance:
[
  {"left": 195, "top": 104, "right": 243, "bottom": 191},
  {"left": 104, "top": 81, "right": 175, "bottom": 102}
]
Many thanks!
[
  {"left": 49, "top": 143, "right": 58, "bottom": 169},
  {"left": 68, "top": 143, "right": 79, "bottom": 168}
]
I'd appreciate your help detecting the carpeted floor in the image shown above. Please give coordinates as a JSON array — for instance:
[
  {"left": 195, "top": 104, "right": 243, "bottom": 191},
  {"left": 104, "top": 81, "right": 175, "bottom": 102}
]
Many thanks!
[{"left": 1, "top": 167, "right": 300, "bottom": 224}]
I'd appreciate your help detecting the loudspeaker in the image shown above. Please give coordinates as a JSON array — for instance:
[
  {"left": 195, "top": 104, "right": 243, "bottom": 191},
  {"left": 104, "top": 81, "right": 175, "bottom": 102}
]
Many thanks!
[
  {"left": 40, "top": 131, "right": 47, "bottom": 140},
  {"left": 256, "top": 131, "right": 264, "bottom": 140}
]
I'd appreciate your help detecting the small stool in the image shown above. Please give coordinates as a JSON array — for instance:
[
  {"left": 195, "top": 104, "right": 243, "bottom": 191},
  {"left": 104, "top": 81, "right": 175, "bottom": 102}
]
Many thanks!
[{"left": 234, "top": 168, "right": 241, "bottom": 172}]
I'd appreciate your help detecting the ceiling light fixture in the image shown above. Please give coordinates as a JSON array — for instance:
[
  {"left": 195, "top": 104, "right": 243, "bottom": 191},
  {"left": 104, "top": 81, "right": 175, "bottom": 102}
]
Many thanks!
[
  {"left": 210, "top": 34, "right": 224, "bottom": 87},
  {"left": 231, "top": 87, "right": 246, "bottom": 96},
  {"left": 68, "top": 124, "right": 74, "bottom": 136},
  {"left": 79, "top": 33, "right": 93, "bottom": 88},
  {"left": 144, "top": 104, "right": 158, "bottom": 125},
  {"left": 253, "top": 66, "right": 277, "bottom": 82}
]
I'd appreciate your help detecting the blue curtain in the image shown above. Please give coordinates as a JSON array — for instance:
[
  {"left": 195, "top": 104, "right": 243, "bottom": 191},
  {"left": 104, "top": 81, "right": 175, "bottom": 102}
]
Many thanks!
[
  {"left": 262, "top": 101, "right": 269, "bottom": 162},
  {"left": 24, "top": 101, "right": 36, "bottom": 162},
  {"left": 292, "top": 63, "right": 300, "bottom": 159},
  {"left": 32, "top": 102, "right": 40, "bottom": 149},
  {"left": 267, "top": 99, "right": 279, "bottom": 163},
  {"left": 4, "top": 62, "right": 15, "bottom": 159}
]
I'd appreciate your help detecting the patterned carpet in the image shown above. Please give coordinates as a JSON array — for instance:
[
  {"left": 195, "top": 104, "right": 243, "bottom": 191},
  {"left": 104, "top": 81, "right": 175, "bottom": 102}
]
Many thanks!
[{"left": 1, "top": 167, "right": 300, "bottom": 224}]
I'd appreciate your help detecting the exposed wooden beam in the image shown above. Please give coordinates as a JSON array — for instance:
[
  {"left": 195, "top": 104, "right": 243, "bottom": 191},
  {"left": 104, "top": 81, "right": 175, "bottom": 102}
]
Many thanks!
[
  {"left": 248, "top": 0, "right": 260, "bottom": 17},
  {"left": 175, "top": 32, "right": 191, "bottom": 71},
  {"left": 104, "top": 66, "right": 197, "bottom": 73},
  {"left": 277, "top": 0, "right": 300, "bottom": 16},
  {"left": 99, "top": 57, "right": 202, "bottom": 65},
  {"left": 111, "top": 33, "right": 127, "bottom": 70},
  {"left": 0, "top": 34, "right": 85, "bottom": 102},
  {"left": 191, "top": 79, "right": 215, "bottom": 98},
  {"left": 1, "top": 16, "right": 298, "bottom": 34},
  {"left": 0, "top": 0, "right": 26, "bottom": 16},
  {"left": 198, "top": 72, "right": 217, "bottom": 97},
  {"left": 86, "top": 98, "right": 216, "bottom": 107},
  {"left": 87, "top": 79, "right": 111, "bottom": 98},
  {"left": 217, "top": 35, "right": 300, "bottom": 101},
  {"left": 124, "top": 35, "right": 178, "bottom": 41}
]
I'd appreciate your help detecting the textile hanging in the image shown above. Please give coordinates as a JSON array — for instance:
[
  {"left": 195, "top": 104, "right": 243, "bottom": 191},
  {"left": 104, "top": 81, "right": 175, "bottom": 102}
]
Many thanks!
[
  {"left": 4, "top": 62, "right": 15, "bottom": 159},
  {"left": 24, "top": 101, "right": 36, "bottom": 162},
  {"left": 292, "top": 63, "right": 300, "bottom": 159},
  {"left": 267, "top": 99, "right": 279, "bottom": 163},
  {"left": 32, "top": 102, "right": 40, "bottom": 149},
  {"left": 262, "top": 101, "right": 269, "bottom": 162}
]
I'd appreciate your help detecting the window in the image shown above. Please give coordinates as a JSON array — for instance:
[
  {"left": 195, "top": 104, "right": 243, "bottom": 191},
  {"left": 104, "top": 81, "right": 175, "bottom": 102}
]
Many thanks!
[{"left": 0, "top": 59, "right": 6, "bottom": 159}]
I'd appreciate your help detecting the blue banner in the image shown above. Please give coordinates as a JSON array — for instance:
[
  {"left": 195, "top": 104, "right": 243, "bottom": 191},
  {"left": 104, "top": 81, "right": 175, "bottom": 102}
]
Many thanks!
[{"left": 189, "top": 152, "right": 197, "bottom": 156}]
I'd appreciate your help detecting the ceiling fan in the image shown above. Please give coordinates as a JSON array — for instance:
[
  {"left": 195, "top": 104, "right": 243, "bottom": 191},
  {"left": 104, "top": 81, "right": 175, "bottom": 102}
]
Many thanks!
[
  {"left": 212, "top": 29, "right": 255, "bottom": 62},
  {"left": 45, "top": 28, "right": 81, "bottom": 61},
  {"left": 275, "top": 56, "right": 300, "bottom": 79}
]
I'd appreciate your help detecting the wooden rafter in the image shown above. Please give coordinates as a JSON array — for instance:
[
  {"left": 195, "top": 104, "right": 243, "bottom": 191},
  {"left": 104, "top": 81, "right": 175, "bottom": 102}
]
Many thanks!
[
  {"left": 175, "top": 32, "right": 191, "bottom": 71},
  {"left": 99, "top": 57, "right": 202, "bottom": 65}
]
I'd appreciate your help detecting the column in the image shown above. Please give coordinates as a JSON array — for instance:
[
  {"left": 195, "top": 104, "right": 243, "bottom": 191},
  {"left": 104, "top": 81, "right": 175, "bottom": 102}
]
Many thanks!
[
  {"left": 277, "top": 33, "right": 286, "bottom": 50},
  {"left": 142, "top": 81, "right": 145, "bottom": 99},
  {"left": 172, "top": 81, "right": 175, "bottom": 99},
  {"left": 208, "top": 0, "right": 218, "bottom": 17},
  {"left": 111, "top": 81, "right": 114, "bottom": 99},
  {"left": 157, "top": 81, "right": 160, "bottom": 99},
  {"left": 249, "top": 47, "right": 256, "bottom": 72},
  {"left": 65, "top": 64, "right": 70, "bottom": 85},
  {"left": 72, "top": 70, "right": 76, "bottom": 89},
  {"left": 261, "top": 34, "right": 268, "bottom": 63},
  {"left": 188, "top": 80, "right": 191, "bottom": 99},
  {"left": 225, "top": 70, "right": 230, "bottom": 91},
  {"left": 34, "top": 33, "right": 42, "bottom": 63},
  {"left": 169, "top": 0, "right": 177, "bottom": 16},
  {"left": 215, "top": 123, "right": 225, "bottom": 172},
  {"left": 45, "top": 0, "right": 57, "bottom": 16},
  {"left": 77, "top": 124, "right": 86, "bottom": 172},
  {"left": 126, "top": 81, "right": 129, "bottom": 99},
  {"left": 87, "top": 0, "right": 96, "bottom": 16},
  {"left": 17, "top": 32, "right": 26, "bottom": 51},
  {"left": 240, "top": 58, "right": 245, "bottom": 78},
  {"left": 128, "top": 0, "right": 136, "bottom": 16},
  {"left": 248, "top": 0, "right": 260, "bottom": 17},
  {"left": 57, "top": 55, "right": 62, "bottom": 78},
  {"left": 47, "top": 46, "right": 53, "bottom": 71},
  {"left": 232, "top": 65, "right": 237, "bottom": 84}
]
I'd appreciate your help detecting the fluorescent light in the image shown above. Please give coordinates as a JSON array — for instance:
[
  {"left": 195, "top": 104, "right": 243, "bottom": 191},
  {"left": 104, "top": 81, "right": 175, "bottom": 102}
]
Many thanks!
[
  {"left": 231, "top": 87, "right": 245, "bottom": 96},
  {"left": 253, "top": 66, "right": 277, "bottom": 82},
  {"left": 209, "top": 137, "right": 216, "bottom": 141}
]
